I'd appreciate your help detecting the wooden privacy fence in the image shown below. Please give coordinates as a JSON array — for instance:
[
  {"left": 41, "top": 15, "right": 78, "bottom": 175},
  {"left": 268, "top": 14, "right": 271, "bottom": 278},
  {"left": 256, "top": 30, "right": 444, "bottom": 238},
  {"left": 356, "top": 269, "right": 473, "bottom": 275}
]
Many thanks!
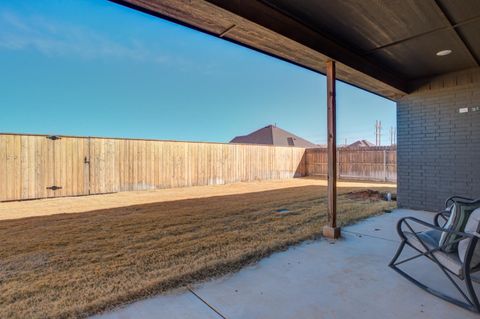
[
  {"left": 0, "top": 134, "right": 306, "bottom": 201},
  {"left": 305, "top": 147, "right": 397, "bottom": 182},
  {"left": 0, "top": 134, "right": 397, "bottom": 201}
]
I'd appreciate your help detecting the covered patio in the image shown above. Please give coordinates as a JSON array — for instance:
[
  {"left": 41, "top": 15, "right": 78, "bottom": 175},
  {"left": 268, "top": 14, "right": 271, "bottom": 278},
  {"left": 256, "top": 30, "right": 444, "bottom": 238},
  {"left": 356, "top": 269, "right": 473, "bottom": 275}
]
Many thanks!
[
  {"left": 99, "top": 0, "right": 480, "bottom": 317},
  {"left": 93, "top": 209, "right": 479, "bottom": 319},
  {"left": 112, "top": 0, "right": 480, "bottom": 224},
  {"left": 112, "top": 0, "right": 480, "bottom": 211}
]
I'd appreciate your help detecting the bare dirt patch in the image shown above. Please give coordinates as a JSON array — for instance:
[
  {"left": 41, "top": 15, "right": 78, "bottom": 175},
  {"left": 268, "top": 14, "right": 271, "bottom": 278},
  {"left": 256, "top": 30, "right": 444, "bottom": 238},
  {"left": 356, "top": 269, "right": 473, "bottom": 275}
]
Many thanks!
[
  {"left": 0, "top": 184, "right": 396, "bottom": 319},
  {"left": 345, "top": 189, "right": 393, "bottom": 201}
]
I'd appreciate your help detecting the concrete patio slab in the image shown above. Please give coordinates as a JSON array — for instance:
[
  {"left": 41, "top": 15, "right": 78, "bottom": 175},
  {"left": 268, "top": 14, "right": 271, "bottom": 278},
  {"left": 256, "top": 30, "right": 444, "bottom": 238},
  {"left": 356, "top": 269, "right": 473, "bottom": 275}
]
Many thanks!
[
  {"left": 91, "top": 289, "right": 222, "bottom": 319},
  {"left": 93, "top": 209, "right": 479, "bottom": 319},
  {"left": 343, "top": 208, "right": 432, "bottom": 242}
]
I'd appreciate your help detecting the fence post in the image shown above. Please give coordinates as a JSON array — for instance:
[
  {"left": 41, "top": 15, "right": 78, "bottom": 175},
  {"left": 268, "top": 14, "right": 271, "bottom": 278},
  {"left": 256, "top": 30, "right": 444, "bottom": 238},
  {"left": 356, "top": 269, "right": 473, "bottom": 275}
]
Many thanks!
[{"left": 383, "top": 149, "right": 387, "bottom": 182}]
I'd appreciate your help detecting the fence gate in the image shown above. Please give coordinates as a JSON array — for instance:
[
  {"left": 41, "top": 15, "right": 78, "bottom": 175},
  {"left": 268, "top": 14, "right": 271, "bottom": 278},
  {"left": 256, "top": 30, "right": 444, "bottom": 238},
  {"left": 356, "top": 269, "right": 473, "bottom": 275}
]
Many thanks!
[
  {"left": 49, "top": 136, "right": 90, "bottom": 198},
  {"left": 1, "top": 135, "right": 50, "bottom": 201},
  {"left": 0, "top": 135, "right": 90, "bottom": 201}
]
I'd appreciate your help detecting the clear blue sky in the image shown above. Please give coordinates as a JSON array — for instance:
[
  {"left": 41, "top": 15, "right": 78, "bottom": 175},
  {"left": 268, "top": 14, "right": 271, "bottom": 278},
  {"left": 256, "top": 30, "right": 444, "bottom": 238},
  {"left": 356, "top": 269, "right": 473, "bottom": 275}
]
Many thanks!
[{"left": 0, "top": 0, "right": 396, "bottom": 146}]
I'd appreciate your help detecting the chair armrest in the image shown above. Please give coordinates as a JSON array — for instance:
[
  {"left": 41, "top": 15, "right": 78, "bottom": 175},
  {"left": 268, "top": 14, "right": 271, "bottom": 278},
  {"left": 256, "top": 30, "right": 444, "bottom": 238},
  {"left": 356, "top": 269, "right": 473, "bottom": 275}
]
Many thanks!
[
  {"left": 397, "top": 216, "right": 476, "bottom": 240},
  {"left": 433, "top": 210, "right": 450, "bottom": 227}
]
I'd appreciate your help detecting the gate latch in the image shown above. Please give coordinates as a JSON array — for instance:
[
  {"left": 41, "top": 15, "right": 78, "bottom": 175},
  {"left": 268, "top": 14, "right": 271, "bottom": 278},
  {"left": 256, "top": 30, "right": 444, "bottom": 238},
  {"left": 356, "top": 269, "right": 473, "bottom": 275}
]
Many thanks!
[{"left": 46, "top": 186, "right": 62, "bottom": 191}]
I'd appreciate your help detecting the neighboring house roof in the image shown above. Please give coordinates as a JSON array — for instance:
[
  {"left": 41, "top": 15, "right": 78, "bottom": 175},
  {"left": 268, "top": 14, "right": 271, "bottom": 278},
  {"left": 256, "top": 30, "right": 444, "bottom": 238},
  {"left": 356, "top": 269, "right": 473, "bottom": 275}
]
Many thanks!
[
  {"left": 347, "top": 139, "right": 375, "bottom": 147},
  {"left": 230, "top": 125, "right": 318, "bottom": 148}
]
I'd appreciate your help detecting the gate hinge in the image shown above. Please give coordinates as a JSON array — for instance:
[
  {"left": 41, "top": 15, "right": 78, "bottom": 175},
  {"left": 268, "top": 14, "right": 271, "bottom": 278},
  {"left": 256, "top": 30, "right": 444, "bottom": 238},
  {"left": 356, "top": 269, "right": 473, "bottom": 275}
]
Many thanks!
[
  {"left": 46, "top": 186, "right": 62, "bottom": 191},
  {"left": 46, "top": 135, "right": 61, "bottom": 140}
]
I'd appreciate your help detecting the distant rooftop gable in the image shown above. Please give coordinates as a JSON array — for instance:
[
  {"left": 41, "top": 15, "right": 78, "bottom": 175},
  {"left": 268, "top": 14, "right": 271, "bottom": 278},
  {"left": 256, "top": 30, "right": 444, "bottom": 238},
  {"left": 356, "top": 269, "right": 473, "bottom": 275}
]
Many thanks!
[
  {"left": 347, "top": 139, "right": 375, "bottom": 148},
  {"left": 230, "top": 125, "right": 317, "bottom": 148}
]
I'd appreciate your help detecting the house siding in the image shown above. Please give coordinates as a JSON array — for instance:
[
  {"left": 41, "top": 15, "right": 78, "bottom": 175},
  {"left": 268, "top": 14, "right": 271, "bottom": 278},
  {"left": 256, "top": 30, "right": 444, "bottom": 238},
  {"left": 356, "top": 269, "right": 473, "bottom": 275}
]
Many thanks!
[{"left": 397, "top": 68, "right": 480, "bottom": 211}]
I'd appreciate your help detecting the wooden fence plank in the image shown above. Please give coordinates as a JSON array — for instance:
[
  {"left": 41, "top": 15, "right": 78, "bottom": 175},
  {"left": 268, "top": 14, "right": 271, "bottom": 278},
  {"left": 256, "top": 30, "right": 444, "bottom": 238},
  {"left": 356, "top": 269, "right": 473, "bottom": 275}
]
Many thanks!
[{"left": 0, "top": 135, "right": 6, "bottom": 201}]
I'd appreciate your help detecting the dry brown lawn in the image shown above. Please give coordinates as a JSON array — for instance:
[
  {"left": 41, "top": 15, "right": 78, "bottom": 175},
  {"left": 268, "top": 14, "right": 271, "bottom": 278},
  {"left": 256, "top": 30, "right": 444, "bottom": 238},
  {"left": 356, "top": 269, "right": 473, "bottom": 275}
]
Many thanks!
[
  {"left": 0, "top": 184, "right": 396, "bottom": 319},
  {"left": 0, "top": 177, "right": 395, "bottom": 220}
]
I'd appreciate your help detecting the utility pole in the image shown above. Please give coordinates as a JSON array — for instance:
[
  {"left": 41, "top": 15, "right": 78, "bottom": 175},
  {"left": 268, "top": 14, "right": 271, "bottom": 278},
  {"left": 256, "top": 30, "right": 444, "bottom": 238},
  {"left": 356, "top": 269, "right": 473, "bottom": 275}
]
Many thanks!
[
  {"left": 378, "top": 121, "right": 382, "bottom": 146},
  {"left": 388, "top": 126, "right": 397, "bottom": 146},
  {"left": 390, "top": 126, "right": 394, "bottom": 146},
  {"left": 375, "top": 120, "right": 383, "bottom": 146}
]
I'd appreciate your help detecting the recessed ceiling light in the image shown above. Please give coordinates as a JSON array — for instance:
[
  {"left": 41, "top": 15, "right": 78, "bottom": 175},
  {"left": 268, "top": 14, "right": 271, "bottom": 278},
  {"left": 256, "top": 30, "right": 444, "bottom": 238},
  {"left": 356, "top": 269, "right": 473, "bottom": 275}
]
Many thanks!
[{"left": 436, "top": 50, "right": 452, "bottom": 56}]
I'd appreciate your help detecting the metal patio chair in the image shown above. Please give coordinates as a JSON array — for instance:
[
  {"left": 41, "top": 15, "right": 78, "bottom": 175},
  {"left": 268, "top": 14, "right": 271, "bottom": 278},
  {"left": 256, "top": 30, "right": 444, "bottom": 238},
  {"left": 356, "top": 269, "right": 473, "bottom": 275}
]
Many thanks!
[{"left": 389, "top": 197, "right": 480, "bottom": 312}]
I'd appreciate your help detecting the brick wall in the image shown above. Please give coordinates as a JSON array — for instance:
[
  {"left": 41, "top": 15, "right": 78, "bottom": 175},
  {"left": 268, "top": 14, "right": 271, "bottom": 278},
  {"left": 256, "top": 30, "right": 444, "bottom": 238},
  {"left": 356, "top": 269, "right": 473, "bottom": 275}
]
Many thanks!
[{"left": 397, "top": 68, "right": 480, "bottom": 211}]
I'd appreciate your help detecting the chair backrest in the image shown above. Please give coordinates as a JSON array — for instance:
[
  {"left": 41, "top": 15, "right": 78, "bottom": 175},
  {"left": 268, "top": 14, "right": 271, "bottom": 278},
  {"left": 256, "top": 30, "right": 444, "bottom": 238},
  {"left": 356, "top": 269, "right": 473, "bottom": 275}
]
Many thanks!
[
  {"left": 458, "top": 207, "right": 480, "bottom": 269},
  {"left": 440, "top": 200, "right": 480, "bottom": 253}
]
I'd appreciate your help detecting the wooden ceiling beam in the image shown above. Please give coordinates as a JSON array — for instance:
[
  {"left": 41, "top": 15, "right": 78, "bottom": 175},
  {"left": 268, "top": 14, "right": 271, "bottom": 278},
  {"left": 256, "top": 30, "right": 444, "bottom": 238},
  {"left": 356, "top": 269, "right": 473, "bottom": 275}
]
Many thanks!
[
  {"left": 205, "top": 0, "right": 408, "bottom": 93},
  {"left": 366, "top": 15, "right": 480, "bottom": 55},
  {"left": 433, "top": 0, "right": 480, "bottom": 66},
  {"left": 111, "top": 0, "right": 408, "bottom": 99}
]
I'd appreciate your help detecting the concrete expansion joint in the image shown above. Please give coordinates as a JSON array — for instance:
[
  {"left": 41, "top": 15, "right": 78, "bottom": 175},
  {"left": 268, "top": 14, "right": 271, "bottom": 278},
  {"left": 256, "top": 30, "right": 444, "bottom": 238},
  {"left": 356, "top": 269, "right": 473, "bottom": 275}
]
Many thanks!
[
  {"left": 187, "top": 287, "right": 228, "bottom": 319},
  {"left": 342, "top": 230, "right": 399, "bottom": 243}
]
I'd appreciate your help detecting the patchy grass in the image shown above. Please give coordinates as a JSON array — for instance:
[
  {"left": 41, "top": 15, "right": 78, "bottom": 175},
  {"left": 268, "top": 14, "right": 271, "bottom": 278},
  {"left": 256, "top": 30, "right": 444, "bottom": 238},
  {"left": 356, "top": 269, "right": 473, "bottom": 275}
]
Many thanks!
[{"left": 0, "top": 185, "right": 396, "bottom": 318}]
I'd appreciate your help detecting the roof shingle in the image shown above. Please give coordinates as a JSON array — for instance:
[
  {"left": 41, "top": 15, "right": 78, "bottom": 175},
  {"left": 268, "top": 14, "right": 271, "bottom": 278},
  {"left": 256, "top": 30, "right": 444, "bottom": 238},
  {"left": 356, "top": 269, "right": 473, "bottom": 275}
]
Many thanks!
[{"left": 230, "top": 125, "right": 318, "bottom": 148}]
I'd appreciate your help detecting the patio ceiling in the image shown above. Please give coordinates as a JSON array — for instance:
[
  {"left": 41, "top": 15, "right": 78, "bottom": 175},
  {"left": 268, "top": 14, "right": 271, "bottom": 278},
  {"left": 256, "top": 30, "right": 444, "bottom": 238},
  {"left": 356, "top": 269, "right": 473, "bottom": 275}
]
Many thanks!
[{"left": 113, "top": 0, "right": 480, "bottom": 101}]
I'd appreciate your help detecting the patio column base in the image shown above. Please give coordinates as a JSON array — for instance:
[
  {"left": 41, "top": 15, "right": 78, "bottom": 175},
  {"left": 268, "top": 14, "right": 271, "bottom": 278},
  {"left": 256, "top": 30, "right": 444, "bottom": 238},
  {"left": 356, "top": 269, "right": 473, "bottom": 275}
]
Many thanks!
[{"left": 323, "top": 226, "right": 341, "bottom": 239}]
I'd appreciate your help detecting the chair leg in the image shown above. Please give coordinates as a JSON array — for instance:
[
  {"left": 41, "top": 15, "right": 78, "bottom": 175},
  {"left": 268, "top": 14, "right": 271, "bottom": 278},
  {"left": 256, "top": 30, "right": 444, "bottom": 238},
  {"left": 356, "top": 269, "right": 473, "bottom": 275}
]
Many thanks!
[
  {"left": 389, "top": 240, "right": 405, "bottom": 267},
  {"left": 465, "top": 271, "right": 480, "bottom": 312},
  {"left": 389, "top": 239, "right": 480, "bottom": 313}
]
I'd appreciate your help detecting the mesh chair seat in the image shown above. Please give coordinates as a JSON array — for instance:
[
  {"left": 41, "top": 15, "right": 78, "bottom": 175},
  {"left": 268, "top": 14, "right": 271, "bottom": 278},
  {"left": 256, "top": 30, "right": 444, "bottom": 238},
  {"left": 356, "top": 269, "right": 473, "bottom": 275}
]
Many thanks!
[{"left": 404, "top": 230, "right": 463, "bottom": 276}]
